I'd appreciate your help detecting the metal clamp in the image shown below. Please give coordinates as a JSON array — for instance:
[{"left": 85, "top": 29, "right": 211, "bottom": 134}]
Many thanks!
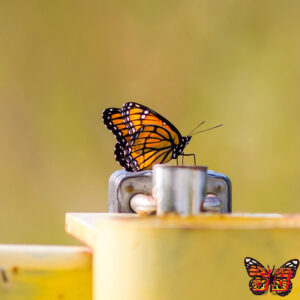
[{"left": 108, "top": 169, "right": 232, "bottom": 214}]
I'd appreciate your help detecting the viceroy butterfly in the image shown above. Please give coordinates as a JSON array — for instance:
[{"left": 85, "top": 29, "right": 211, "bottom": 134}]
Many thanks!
[{"left": 102, "top": 102, "right": 221, "bottom": 172}]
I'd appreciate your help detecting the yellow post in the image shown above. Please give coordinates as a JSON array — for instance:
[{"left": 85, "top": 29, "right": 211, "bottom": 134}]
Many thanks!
[
  {"left": 66, "top": 213, "right": 300, "bottom": 300},
  {"left": 0, "top": 245, "right": 92, "bottom": 300}
]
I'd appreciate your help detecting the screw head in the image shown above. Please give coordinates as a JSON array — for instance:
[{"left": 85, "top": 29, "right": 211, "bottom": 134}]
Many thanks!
[
  {"left": 125, "top": 184, "right": 134, "bottom": 193},
  {"left": 214, "top": 181, "right": 225, "bottom": 193}
]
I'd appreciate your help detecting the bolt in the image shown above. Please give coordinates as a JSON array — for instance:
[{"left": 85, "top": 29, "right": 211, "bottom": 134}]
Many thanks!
[
  {"left": 214, "top": 182, "right": 223, "bottom": 193},
  {"left": 125, "top": 184, "right": 134, "bottom": 193}
]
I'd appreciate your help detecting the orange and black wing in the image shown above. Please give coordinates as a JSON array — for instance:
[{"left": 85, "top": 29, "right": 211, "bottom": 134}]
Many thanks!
[
  {"left": 103, "top": 102, "right": 185, "bottom": 171},
  {"left": 244, "top": 257, "right": 270, "bottom": 295},
  {"left": 102, "top": 108, "right": 131, "bottom": 145},
  {"left": 121, "top": 102, "right": 182, "bottom": 146},
  {"left": 102, "top": 108, "right": 133, "bottom": 170},
  {"left": 123, "top": 125, "right": 174, "bottom": 171},
  {"left": 121, "top": 102, "right": 183, "bottom": 171},
  {"left": 272, "top": 259, "right": 299, "bottom": 296}
]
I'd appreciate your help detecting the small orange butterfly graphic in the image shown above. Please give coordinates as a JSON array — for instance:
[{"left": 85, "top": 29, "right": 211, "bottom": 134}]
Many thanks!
[{"left": 244, "top": 257, "right": 299, "bottom": 296}]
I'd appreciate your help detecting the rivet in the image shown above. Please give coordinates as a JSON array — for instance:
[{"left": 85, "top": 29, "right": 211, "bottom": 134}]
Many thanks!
[
  {"left": 214, "top": 182, "right": 224, "bottom": 193},
  {"left": 125, "top": 184, "right": 134, "bottom": 193}
]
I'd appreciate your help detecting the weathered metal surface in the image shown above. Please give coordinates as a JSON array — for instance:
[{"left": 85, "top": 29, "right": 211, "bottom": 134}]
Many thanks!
[
  {"left": 108, "top": 169, "right": 231, "bottom": 214},
  {"left": 153, "top": 165, "right": 207, "bottom": 215}
]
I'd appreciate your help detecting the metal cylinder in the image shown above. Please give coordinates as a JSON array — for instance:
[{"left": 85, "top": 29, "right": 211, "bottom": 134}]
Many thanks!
[
  {"left": 202, "top": 193, "right": 222, "bottom": 212},
  {"left": 130, "top": 194, "right": 156, "bottom": 215},
  {"left": 129, "top": 192, "right": 223, "bottom": 214},
  {"left": 153, "top": 165, "right": 207, "bottom": 216}
]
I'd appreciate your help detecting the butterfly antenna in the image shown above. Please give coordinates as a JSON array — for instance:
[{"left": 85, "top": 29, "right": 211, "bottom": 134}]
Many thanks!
[
  {"left": 188, "top": 121, "right": 206, "bottom": 136},
  {"left": 191, "top": 124, "right": 223, "bottom": 135}
]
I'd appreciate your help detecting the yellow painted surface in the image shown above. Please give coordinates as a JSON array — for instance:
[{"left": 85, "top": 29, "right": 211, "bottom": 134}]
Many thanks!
[
  {"left": 0, "top": 245, "right": 92, "bottom": 300},
  {"left": 65, "top": 212, "right": 138, "bottom": 247},
  {"left": 94, "top": 216, "right": 300, "bottom": 300},
  {"left": 66, "top": 213, "right": 300, "bottom": 300}
]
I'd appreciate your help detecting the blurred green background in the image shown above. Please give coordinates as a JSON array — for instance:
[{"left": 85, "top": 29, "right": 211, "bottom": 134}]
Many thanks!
[{"left": 0, "top": 0, "right": 299, "bottom": 244}]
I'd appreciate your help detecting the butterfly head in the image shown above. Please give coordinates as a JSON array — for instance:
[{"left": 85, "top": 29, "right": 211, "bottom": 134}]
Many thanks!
[
  {"left": 172, "top": 136, "right": 192, "bottom": 158},
  {"left": 185, "top": 136, "right": 192, "bottom": 145},
  {"left": 180, "top": 136, "right": 191, "bottom": 150}
]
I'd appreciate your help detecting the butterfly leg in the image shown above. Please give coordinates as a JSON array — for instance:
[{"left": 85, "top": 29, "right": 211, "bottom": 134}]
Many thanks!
[
  {"left": 181, "top": 154, "right": 196, "bottom": 166},
  {"left": 176, "top": 157, "right": 179, "bottom": 165}
]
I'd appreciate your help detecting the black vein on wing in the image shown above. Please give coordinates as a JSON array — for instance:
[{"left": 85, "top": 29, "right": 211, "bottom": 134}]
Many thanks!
[{"left": 137, "top": 149, "right": 172, "bottom": 168}]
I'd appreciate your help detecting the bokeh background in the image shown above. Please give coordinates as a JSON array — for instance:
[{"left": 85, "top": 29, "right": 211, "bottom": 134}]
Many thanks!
[{"left": 0, "top": 0, "right": 300, "bottom": 244}]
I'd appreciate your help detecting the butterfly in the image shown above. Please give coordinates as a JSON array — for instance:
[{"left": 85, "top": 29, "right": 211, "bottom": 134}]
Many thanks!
[
  {"left": 244, "top": 257, "right": 299, "bottom": 297},
  {"left": 102, "top": 102, "right": 221, "bottom": 172}
]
